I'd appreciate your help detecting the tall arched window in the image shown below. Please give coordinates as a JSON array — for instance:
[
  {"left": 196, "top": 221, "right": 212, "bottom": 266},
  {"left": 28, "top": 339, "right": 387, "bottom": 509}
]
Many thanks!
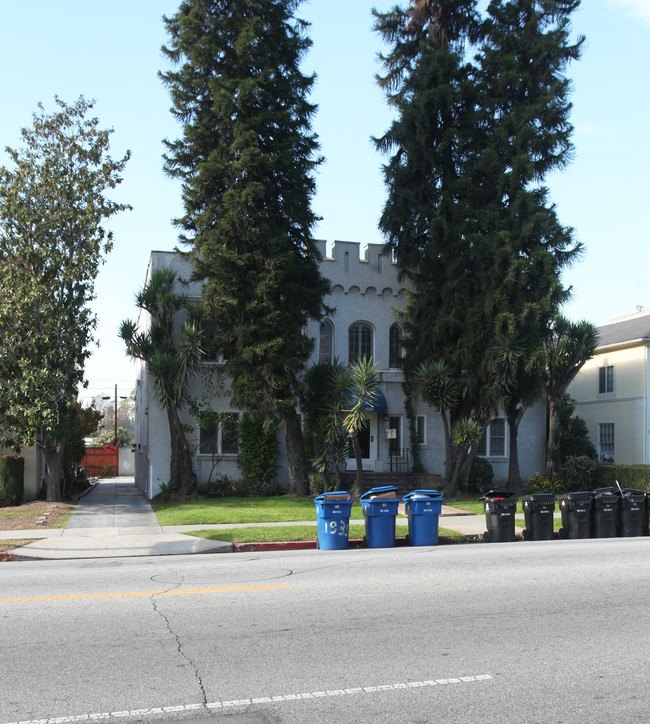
[
  {"left": 389, "top": 324, "right": 402, "bottom": 369},
  {"left": 349, "top": 322, "right": 373, "bottom": 364},
  {"left": 319, "top": 320, "right": 333, "bottom": 363}
]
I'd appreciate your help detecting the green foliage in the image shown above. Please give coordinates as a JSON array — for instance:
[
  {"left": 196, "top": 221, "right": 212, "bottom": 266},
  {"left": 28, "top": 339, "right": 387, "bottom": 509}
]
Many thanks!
[
  {"left": 374, "top": 2, "right": 584, "bottom": 495},
  {"left": 157, "top": 482, "right": 175, "bottom": 503},
  {"left": 528, "top": 472, "right": 563, "bottom": 495},
  {"left": 161, "top": 0, "right": 330, "bottom": 496},
  {"left": 466, "top": 457, "right": 494, "bottom": 494},
  {"left": 0, "top": 97, "right": 130, "bottom": 501},
  {"left": 560, "top": 455, "right": 598, "bottom": 492},
  {"left": 90, "top": 427, "right": 132, "bottom": 448},
  {"left": 62, "top": 403, "right": 102, "bottom": 495},
  {"left": 206, "top": 473, "right": 246, "bottom": 498},
  {"left": 237, "top": 412, "right": 280, "bottom": 496},
  {"left": 120, "top": 268, "right": 201, "bottom": 498},
  {"left": 593, "top": 464, "right": 650, "bottom": 492},
  {"left": 0, "top": 456, "right": 25, "bottom": 506},
  {"left": 557, "top": 395, "right": 596, "bottom": 462}
]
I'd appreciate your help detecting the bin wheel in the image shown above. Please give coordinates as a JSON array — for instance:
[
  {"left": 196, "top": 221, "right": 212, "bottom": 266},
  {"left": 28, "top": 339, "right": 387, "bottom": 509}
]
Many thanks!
[
  {"left": 522, "top": 529, "right": 528, "bottom": 541},
  {"left": 558, "top": 528, "right": 566, "bottom": 540},
  {"left": 482, "top": 531, "right": 489, "bottom": 543}
]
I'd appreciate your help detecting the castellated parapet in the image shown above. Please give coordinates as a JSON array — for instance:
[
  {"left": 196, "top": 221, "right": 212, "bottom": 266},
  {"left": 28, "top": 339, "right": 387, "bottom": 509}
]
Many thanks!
[{"left": 315, "top": 239, "right": 404, "bottom": 298}]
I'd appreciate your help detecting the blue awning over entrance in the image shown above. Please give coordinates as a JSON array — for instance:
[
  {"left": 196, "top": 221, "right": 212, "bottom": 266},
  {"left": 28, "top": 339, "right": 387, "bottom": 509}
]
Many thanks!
[{"left": 347, "top": 388, "right": 388, "bottom": 413}]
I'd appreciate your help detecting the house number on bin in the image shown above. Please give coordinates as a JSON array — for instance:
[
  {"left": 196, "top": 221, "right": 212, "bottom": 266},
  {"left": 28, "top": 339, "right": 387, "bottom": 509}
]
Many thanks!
[{"left": 325, "top": 520, "right": 349, "bottom": 536}]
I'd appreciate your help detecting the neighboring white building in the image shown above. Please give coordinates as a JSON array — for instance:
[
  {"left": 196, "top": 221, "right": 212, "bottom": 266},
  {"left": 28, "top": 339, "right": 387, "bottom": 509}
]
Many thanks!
[
  {"left": 133, "top": 243, "right": 547, "bottom": 499},
  {"left": 569, "top": 310, "right": 650, "bottom": 465}
]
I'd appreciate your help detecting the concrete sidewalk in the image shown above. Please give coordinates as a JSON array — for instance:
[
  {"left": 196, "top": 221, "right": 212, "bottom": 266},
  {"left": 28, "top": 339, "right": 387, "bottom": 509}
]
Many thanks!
[
  {"left": 3, "top": 478, "right": 534, "bottom": 560},
  {"left": 7, "top": 478, "right": 234, "bottom": 560}
]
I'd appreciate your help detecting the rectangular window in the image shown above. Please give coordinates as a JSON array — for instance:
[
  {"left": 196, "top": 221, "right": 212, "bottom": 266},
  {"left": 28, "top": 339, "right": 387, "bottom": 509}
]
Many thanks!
[
  {"left": 599, "top": 365, "right": 614, "bottom": 394},
  {"left": 598, "top": 423, "right": 615, "bottom": 462},
  {"left": 199, "top": 413, "right": 239, "bottom": 455},
  {"left": 416, "top": 415, "right": 426, "bottom": 445},
  {"left": 477, "top": 418, "right": 507, "bottom": 458},
  {"left": 200, "top": 319, "right": 232, "bottom": 363}
]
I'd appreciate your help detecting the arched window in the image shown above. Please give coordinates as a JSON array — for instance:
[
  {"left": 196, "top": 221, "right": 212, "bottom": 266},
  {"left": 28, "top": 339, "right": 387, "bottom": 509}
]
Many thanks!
[
  {"left": 349, "top": 322, "right": 373, "bottom": 364},
  {"left": 319, "top": 320, "right": 333, "bottom": 363},
  {"left": 389, "top": 324, "right": 402, "bottom": 369}
]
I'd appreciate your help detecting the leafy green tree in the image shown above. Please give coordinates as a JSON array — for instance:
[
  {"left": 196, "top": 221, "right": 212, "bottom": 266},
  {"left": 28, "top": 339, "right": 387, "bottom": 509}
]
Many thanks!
[
  {"left": 557, "top": 394, "right": 596, "bottom": 463},
  {"left": 543, "top": 315, "right": 598, "bottom": 477},
  {"left": 0, "top": 97, "right": 130, "bottom": 501},
  {"left": 160, "top": 0, "right": 330, "bottom": 496},
  {"left": 120, "top": 268, "right": 202, "bottom": 499}
]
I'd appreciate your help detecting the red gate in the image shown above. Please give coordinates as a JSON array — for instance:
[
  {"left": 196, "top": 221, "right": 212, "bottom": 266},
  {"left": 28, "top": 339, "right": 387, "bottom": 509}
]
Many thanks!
[{"left": 81, "top": 448, "right": 119, "bottom": 477}]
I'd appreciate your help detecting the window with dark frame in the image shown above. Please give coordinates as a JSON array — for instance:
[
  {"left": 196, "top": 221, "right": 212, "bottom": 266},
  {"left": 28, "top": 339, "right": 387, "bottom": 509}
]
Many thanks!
[
  {"left": 389, "top": 324, "right": 402, "bottom": 369},
  {"left": 319, "top": 320, "right": 333, "bottom": 363},
  {"left": 348, "top": 322, "right": 373, "bottom": 364},
  {"left": 599, "top": 365, "right": 614, "bottom": 394}
]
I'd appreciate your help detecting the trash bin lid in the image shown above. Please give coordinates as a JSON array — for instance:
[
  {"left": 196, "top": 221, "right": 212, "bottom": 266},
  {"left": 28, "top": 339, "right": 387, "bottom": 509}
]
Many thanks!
[
  {"left": 361, "top": 486, "right": 399, "bottom": 501},
  {"left": 520, "top": 493, "right": 556, "bottom": 504},
  {"left": 314, "top": 491, "right": 352, "bottom": 502},
  {"left": 403, "top": 489, "right": 444, "bottom": 502},
  {"left": 480, "top": 489, "right": 516, "bottom": 501}
]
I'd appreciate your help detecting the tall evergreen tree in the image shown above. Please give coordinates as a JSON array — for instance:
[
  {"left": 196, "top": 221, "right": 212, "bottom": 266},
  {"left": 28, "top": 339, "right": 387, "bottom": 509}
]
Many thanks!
[
  {"left": 374, "top": 1, "right": 583, "bottom": 494},
  {"left": 160, "top": 0, "right": 330, "bottom": 495}
]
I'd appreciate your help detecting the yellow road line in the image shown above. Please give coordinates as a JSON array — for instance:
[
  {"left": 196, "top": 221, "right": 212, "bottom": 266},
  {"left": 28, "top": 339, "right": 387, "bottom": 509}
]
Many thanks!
[{"left": 0, "top": 584, "right": 292, "bottom": 604}]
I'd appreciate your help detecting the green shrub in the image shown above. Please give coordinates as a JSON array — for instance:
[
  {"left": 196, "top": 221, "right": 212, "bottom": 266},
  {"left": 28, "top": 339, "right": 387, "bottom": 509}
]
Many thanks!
[
  {"left": 237, "top": 412, "right": 280, "bottom": 496},
  {"left": 560, "top": 456, "right": 599, "bottom": 492},
  {"left": 466, "top": 457, "right": 494, "bottom": 493},
  {"left": 0, "top": 456, "right": 25, "bottom": 506},
  {"left": 593, "top": 464, "right": 650, "bottom": 491},
  {"left": 206, "top": 473, "right": 247, "bottom": 497},
  {"left": 528, "top": 472, "right": 563, "bottom": 495}
]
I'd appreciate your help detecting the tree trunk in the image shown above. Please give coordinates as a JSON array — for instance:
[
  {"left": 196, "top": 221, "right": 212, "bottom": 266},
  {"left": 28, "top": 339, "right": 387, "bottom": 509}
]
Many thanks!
[
  {"left": 546, "top": 397, "right": 559, "bottom": 478},
  {"left": 350, "top": 430, "right": 364, "bottom": 500},
  {"left": 507, "top": 416, "right": 522, "bottom": 489},
  {"left": 166, "top": 406, "right": 197, "bottom": 499},
  {"left": 281, "top": 407, "right": 308, "bottom": 496},
  {"left": 42, "top": 439, "right": 65, "bottom": 502}
]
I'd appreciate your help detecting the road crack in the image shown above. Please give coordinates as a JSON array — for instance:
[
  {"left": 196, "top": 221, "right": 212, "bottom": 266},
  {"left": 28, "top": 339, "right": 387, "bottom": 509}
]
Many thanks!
[{"left": 150, "top": 590, "right": 208, "bottom": 706}]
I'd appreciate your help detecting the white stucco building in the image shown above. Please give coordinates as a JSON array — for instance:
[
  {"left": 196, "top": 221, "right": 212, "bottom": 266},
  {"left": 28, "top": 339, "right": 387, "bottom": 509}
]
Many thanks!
[
  {"left": 133, "top": 242, "right": 547, "bottom": 499},
  {"left": 569, "top": 310, "right": 650, "bottom": 465}
]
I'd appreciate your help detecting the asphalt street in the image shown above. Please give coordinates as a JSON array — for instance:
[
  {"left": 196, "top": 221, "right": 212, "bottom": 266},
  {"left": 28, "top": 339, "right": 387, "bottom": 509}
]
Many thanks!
[{"left": 2, "top": 538, "right": 649, "bottom": 723}]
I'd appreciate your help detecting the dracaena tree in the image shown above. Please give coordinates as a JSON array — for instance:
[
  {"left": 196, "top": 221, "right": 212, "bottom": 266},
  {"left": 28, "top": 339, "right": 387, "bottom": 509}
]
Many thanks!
[
  {"left": 0, "top": 97, "right": 130, "bottom": 501},
  {"left": 120, "top": 268, "right": 202, "bottom": 499}
]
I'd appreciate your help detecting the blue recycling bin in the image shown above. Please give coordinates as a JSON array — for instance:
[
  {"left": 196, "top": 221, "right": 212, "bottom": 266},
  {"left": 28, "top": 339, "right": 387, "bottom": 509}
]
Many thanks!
[
  {"left": 314, "top": 492, "right": 353, "bottom": 550},
  {"left": 361, "top": 486, "right": 400, "bottom": 548},
  {"left": 403, "top": 490, "right": 445, "bottom": 546}
]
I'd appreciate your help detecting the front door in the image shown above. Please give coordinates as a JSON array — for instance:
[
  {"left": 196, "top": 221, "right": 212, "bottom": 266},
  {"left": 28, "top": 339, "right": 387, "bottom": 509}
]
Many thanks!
[{"left": 346, "top": 416, "right": 377, "bottom": 470}]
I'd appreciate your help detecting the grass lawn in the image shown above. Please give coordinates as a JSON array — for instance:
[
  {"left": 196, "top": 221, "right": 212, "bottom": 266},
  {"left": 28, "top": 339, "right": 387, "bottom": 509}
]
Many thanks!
[
  {"left": 184, "top": 525, "right": 465, "bottom": 544},
  {"left": 153, "top": 495, "right": 405, "bottom": 526}
]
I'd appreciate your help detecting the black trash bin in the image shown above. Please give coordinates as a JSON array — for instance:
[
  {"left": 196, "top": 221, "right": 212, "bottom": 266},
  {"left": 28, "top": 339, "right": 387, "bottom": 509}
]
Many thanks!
[
  {"left": 520, "top": 494, "right": 556, "bottom": 541},
  {"left": 590, "top": 490, "right": 619, "bottom": 538},
  {"left": 480, "top": 489, "right": 517, "bottom": 543},
  {"left": 616, "top": 488, "right": 646, "bottom": 537},
  {"left": 557, "top": 492, "right": 593, "bottom": 539}
]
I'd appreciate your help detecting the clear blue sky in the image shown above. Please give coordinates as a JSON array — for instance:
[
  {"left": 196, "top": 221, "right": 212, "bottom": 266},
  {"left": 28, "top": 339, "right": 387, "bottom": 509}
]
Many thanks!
[{"left": 1, "top": 0, "right": 648, "bottom": 403}]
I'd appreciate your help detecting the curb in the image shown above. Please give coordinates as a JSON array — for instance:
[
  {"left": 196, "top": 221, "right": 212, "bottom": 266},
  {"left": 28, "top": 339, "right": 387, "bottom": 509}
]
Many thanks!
[{"left": 234, "top": 535, "right": 460, "bottom": 553}]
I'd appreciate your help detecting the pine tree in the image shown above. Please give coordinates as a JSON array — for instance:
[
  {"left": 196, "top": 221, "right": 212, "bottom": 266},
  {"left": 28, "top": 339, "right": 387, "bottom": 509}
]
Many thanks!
[
  {"left": 160, "top": 0, "right": 330, "bottom": 495},
  {"left": 374, "top": 1, "right": 584, "bottom": 494}
]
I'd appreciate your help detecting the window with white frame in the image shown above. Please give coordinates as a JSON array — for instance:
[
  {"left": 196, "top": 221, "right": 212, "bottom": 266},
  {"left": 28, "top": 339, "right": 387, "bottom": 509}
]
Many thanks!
[
  {"left": 199, "top": 412, "right": 239, "bottom": 455},
  {"left": 348, "top": 322, "right": 373, "bottom": 364},
  {"left": 319, "top": 320, "right": 333, "bottom": 363},
  {"left": 598, "top": 423, "right": 615, "bottom": 462},
  {"left": 477, "top": 418, "right": 507, "bottom": 457},
  {"left": 416, "top": 415, "right": 426, "bottom": 445},
  {"left": 598, "top": 365, "right": 614, "bottom": 394}
]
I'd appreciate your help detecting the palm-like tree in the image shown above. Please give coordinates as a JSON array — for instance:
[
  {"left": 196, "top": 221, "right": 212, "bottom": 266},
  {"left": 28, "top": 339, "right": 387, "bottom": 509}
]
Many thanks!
[
  {"left": 544, "top": 315, "right": 599, "bottom": 477},
  {"left": 120, "top": 268, "right": 202, "bottom": 499}
]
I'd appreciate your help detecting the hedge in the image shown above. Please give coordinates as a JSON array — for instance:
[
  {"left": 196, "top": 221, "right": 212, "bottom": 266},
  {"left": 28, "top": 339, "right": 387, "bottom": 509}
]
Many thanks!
[{"left": 594, "top": 463, "right": 650, "bottom": 492}]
